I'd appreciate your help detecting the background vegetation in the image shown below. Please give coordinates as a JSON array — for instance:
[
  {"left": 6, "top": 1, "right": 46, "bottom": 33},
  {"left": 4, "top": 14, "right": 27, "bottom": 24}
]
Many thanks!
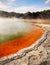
[{"left": 0, "top": 10, "right": 50, "bottom": 19}]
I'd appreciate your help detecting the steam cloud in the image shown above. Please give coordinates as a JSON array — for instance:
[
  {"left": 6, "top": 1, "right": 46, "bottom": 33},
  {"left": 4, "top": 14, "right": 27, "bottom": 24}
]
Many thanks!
[{"left": 0, "top": 18, "right": 33, "bottom": 35}]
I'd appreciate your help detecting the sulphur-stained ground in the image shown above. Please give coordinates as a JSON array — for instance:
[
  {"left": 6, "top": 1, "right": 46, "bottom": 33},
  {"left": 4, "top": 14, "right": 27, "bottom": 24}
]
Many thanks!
[{"left": 0, "top": 24, "right": 50, "bottom": 65}]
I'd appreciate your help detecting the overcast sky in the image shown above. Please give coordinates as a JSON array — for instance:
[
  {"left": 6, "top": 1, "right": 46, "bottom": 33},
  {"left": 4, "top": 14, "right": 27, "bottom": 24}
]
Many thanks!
[{"left": 0, "top": 0, "right": 50, "bottom": 13}]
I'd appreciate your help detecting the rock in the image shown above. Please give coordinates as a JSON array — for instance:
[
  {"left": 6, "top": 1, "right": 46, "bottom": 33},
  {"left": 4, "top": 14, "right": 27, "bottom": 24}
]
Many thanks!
[{"left": 39, "top": 61, "right": 47, "bottom": 65}]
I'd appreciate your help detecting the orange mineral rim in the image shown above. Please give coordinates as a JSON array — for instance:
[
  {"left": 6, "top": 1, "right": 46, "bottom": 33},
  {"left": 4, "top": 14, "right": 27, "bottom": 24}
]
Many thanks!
[{"left": 0, "top": 26, "right": 45, "bottom": 58}]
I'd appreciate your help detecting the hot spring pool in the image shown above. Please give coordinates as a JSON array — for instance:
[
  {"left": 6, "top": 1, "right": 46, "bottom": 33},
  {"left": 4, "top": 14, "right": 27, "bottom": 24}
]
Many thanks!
[
  {"left": 0, "top": 18, "right": 44, "bottom": 57},
  {"left": 0, "top": 18, "right": 33, "bottom": 43}
]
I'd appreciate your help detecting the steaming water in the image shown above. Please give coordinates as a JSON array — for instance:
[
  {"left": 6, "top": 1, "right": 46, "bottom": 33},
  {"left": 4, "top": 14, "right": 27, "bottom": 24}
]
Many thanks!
[{"left": 0, "top": 18, "right": 33, "bottom": 35}]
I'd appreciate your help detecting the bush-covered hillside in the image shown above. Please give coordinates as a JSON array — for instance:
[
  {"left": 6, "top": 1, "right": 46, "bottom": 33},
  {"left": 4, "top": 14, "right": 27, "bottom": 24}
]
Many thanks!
[{"left": 0, "top": 10, "right": 50, "bottom": 19}]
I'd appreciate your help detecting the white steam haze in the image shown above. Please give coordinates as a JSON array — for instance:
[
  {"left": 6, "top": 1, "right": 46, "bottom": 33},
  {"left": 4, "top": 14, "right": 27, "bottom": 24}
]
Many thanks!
[{"left": 0, "top": 18, "right": 33, "bottom": 35}]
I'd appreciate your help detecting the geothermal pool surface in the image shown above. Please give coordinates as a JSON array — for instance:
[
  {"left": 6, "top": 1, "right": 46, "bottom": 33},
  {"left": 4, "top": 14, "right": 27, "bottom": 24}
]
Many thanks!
[
  {"left": 0, "top": 18, "right": 44, "bottom": 57},
  {"left": 0, "top": 27, "right": 44, "bottom": 57}
]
